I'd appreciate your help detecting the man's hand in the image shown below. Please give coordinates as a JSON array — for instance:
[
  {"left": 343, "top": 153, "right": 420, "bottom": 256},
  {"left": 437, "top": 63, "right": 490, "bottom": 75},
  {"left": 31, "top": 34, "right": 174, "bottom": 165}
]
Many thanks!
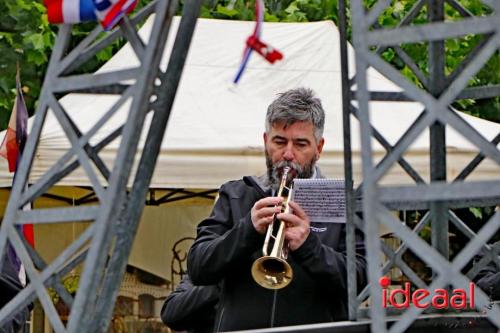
[
  {"left": 251, "top": 197, "right": 283, "bottom": 234},
  {"left": 277, "top": 201, "right": 310, "bottom": 251}
]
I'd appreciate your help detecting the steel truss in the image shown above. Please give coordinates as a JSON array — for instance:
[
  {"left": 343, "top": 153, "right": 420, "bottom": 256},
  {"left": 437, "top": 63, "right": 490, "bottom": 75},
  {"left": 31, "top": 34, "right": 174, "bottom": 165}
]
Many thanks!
[
  {"left": 340, "top": 0, "right": 500, "bottom": 332},
  {"left": 0, "top": 0, "right": 202, "bottom": 332},
  {"left": 22, "top": 187, "right": 217, "bottom": 206}
]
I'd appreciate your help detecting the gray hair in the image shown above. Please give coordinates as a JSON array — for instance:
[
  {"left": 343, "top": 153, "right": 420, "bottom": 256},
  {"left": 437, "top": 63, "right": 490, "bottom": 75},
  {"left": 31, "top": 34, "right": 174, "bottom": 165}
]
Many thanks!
[{"left": 265, "top": 87, "right": 325, "bottom": 142}]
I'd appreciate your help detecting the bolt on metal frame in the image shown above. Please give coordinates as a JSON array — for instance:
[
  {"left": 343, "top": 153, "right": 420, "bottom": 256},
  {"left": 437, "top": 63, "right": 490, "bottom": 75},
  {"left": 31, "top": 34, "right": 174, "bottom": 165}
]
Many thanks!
[
  {"left": 341, "top": 0, "right": 500, "bottom": 332},
  {"left": 0, "top": 0, "right": 202, "bottom": 332}
]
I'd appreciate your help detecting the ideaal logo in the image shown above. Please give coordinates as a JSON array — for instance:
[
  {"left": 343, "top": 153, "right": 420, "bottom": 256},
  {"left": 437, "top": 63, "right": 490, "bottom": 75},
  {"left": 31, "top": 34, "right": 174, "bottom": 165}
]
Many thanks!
[{"left": 379, "top": 276, "right": 475, "bottom": 309}]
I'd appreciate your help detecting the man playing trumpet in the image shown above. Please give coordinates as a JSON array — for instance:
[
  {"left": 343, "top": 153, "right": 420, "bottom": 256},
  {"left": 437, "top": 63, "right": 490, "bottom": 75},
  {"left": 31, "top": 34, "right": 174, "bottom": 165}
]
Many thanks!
[{"left": 188, "top": 87, "right": 367, "bottom": 331}]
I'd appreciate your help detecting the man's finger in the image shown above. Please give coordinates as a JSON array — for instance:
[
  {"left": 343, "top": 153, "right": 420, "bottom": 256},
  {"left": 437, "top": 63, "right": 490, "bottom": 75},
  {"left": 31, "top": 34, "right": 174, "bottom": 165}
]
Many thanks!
[
  {"left": 255, "top": 206, "right": 281, "bottom": 219},
  {"left": 288, "top": 201, "right": 308, "bottom": 219},
  {"left": 254, "top": 196, "right": 283, "bottom": 210},
  {"left": 257, "top": 216, "right": 274, "bottom": 227},
  {"left": 284, "top": 227, "right": 305, "bottom": 241},
  {"left": 277, "top": 212, "right": 303, "bottom": 226}
]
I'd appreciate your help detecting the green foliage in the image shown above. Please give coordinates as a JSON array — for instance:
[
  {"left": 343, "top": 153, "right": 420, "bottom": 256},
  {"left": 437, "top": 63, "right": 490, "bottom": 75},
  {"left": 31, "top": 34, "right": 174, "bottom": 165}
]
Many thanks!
[
  {"left": 469, "top": 207, "right": 483, "bottom": 219},
  {"left": 215, "top": 4, "right": 241, "bottom": 19},
  {"left": 372, "top": 0, "right": 500, "bottom": 123},
  {"left": 0, "top": 0, "right": 138, "bottom": 129},
  {"left": 199, "top": 0, "right": 338, "bottom": 22},
  {"left": 0, "top": 0, "right": 55, "bottom": 129},
  {"left": 48, "top": 273, "right": 80, "bottom": 304}
]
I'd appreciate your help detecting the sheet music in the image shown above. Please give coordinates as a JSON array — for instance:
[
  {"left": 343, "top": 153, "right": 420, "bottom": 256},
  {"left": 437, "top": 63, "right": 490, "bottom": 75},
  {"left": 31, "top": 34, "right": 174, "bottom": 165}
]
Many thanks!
[{"left": 291, "top": 178, "right": 346, "bottom": 223}]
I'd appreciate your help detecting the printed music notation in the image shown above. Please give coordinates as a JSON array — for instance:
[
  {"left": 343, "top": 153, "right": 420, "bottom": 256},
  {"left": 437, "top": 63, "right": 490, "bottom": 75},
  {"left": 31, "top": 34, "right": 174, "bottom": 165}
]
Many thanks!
[{"left": 291, "top": 178, "right": 346, "bottom": 223}]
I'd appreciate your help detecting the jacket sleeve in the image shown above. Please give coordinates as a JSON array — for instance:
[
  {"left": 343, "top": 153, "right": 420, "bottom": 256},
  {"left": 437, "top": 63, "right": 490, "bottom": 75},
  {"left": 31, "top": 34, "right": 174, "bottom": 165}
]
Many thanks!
[
  {"left": 188, "top": 183, "right": 263, "bottom": 285},
  {"left": 0, "top": 255, "right": 31, "bottom": 333},
  {"left": 476, "top": 269, "right": 500, "bottom": 301},
  {"left": 160, "top": 276, "right": 218, "bottom": 331},
  {"left": 0, "top": 308, "right": 30, "bottom": 333},
  {"left": 473, "top": 241, "right": 500, "bottom": 301},
  {"left": 291, "top": 225, "right": 367, "bottom": 296}
]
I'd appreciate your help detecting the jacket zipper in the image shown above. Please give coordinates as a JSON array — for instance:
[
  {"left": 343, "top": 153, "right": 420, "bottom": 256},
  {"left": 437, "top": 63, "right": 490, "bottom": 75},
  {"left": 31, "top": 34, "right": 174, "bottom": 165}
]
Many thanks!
[
  {"left": 270, "top": 290, "right": 278, "bottom": 327},
  {"left": 216, "top": 305, "right": 225, "bottom": 332}
]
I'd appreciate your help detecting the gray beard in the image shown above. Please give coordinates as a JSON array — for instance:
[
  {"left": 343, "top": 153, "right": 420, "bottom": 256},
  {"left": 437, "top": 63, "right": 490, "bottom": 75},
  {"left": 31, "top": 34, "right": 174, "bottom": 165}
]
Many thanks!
[{"left": 265, "top": 152, "right": 316, "bottom": 191}]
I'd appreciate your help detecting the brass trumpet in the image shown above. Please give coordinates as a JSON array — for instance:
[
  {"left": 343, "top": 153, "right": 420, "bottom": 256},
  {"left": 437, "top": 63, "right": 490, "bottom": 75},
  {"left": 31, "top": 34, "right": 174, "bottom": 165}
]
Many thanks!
[{"left": 251, "top": 166, "right": 294, "bottom": 289}]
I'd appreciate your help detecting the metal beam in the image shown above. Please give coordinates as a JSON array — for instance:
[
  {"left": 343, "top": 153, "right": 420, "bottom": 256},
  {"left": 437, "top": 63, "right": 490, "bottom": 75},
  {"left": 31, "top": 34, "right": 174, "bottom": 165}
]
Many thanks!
[
  {"left": 0, "top": 0, "right": 200, "bottom": 332},
  {"left": 344, "top": 0, "right": 500, "bottom": 331}
]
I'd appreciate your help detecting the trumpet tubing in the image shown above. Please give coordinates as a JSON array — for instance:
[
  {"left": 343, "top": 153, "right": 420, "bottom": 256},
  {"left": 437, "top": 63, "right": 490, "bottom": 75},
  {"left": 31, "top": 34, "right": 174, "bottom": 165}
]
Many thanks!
[{"left": 251, "top": 167, "right": 294, "bottom": 290}]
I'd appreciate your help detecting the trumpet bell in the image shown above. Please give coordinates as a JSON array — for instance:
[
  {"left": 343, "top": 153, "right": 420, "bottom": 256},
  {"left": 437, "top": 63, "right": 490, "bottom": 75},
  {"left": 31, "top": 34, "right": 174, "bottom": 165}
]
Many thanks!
[{"left": 251, "top": 256, "right": 293, "bottom": 290}]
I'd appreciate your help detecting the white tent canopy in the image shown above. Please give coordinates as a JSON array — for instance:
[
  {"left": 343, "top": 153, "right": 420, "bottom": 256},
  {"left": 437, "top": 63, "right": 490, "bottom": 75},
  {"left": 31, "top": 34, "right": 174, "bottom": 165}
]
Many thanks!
[{"left": 0, "top": 17, "right": 499, "bottom": 188}]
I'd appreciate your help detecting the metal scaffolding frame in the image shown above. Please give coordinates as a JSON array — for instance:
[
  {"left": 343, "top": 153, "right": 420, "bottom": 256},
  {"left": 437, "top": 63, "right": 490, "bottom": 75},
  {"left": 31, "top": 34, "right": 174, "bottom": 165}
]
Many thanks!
[
  {"left": 341, "top": 0, "right": 500, "bottom": 332},
  {"left": 18, "top": 187, "right": 217, "bottom": 206},
  {"left": 0, "top": 0, "right": 202, "bottom": 332}
]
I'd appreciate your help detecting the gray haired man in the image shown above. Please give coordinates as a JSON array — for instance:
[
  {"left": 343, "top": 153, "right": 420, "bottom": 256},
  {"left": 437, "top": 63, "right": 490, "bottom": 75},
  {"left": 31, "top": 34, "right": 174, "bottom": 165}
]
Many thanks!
[{"left": 188, "top": 87, "right": 366, "bottom": 331}]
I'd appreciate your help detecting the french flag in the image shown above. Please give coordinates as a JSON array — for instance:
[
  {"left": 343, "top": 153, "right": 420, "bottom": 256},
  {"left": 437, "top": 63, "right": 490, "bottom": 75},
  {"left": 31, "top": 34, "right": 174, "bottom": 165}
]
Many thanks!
[
  {"left": 0, "top": 70, "right": 33, "bottom": 286},
  {"left": 44, "top": 0, "right": 97, "bottom": 24}
]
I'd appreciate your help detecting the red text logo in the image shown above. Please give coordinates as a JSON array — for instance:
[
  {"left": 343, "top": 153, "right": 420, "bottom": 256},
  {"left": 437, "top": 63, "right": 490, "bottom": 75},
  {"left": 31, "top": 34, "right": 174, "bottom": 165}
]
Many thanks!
[{"left": 379, "top": 276, "right": 475, "bottom": 309}]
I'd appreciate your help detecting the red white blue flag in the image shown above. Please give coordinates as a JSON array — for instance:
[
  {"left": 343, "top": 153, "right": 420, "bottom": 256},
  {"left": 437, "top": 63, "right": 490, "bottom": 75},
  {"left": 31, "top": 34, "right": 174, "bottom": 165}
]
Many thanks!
[
  {"left": 44, "top": 0, "right": 97, "bottom": 24},
  {"left": 0, "top": 72, "right": 29, "bottom": 175},
  {"left": 0, "top": 69, "right": 33, "bottom": 286},
  {"left": 93, "top": 0, "right": 138, "bottom": 31},
  {"left": 233, "top": 0, "right": 283, "bottom": 84},
  {"left": 44, "top": 0, "right": 137, "bottom": 30}
]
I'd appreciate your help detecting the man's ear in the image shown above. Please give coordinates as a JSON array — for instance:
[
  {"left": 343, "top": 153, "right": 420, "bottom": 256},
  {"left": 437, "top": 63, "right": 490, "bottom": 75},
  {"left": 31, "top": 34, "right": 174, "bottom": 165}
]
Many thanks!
[
  {"left": 263, "top": 132, "right": 268, "bottom": 144},
  {"left": 316, "top": 137, "right": 325, "bottom": 156}
]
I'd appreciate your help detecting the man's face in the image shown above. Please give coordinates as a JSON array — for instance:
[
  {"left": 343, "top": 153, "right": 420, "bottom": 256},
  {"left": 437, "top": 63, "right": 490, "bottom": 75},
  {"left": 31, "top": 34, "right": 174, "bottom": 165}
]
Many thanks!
[{"left": 264, "top": 120, "right": 324, "bottom": 187}]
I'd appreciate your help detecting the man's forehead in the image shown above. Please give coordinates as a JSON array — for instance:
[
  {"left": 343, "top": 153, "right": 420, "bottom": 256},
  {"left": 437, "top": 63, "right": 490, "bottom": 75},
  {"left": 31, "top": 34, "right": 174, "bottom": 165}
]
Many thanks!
[{"left": 270, "top": 120, "right": 315, "bottom": 132}]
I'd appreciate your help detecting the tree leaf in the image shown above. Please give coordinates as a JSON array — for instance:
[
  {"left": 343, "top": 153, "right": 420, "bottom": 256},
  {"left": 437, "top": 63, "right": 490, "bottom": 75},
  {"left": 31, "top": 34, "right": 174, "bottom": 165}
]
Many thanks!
[
  {"left": 469, "top": 207, "right": 483, "bottom": 220},
  {"left": 215, "top": 4, "right": 240, "bottom": 19}
]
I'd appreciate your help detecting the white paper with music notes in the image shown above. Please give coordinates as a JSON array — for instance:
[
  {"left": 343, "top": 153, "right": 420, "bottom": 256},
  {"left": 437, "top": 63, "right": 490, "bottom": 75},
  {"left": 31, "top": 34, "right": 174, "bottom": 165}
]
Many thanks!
[{"left": 291, "top": 179, "right": 346, "bottom": 223}]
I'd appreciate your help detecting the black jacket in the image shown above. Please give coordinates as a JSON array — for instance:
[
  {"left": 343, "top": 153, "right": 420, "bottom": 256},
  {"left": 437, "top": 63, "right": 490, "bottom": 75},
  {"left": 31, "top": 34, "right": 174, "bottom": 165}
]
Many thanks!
[
  {"left": 0, "top": 255, "right": 31, "bottom": 333},
  {"left": 474, "top": 242, "right": 500, "bottom": 301},
  {"left": 161, "top": 275, "right": 218, "bottom": 333},
  {"left": 188, "top": 172, "right": 367, "bottom": 331}
]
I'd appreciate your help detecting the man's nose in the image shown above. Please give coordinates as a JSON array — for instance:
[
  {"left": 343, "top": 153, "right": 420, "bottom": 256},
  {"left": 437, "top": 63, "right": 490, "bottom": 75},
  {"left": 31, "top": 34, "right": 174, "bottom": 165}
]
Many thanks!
[{"left": 282, "top": 143, "right": 294, "bottom": 161}]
